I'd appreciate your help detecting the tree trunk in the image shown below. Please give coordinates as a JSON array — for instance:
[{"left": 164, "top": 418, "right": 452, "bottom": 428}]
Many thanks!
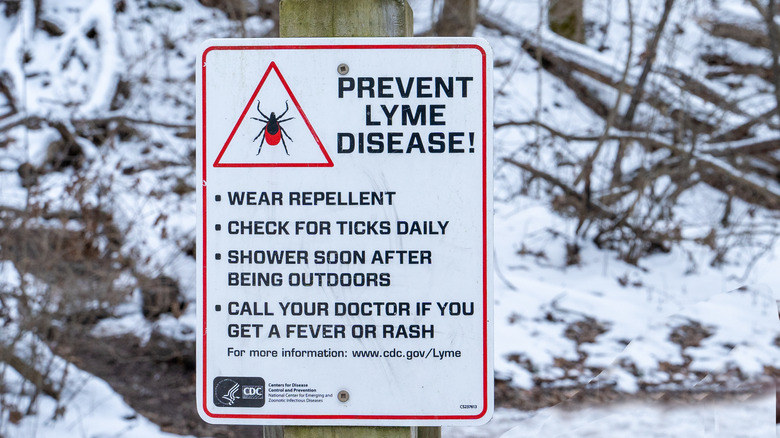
[
  {"left": 549, "top": 0, "right": 584, "bottom": 43},
  {"left": 435, "top": 0, "right": 478, "bottom": 36}
]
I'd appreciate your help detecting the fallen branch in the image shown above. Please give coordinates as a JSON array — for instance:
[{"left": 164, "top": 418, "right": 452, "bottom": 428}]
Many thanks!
[
  {"left": 502, "top": 156, "right": 616, "bottom": 221},
  {"left": 701, "top": 53, "right": 772, "bottom": 82},
  {"left": 695, "top": 155, "right": 780, "bottom": 210},
  {"left": 499, "top": 119, "right": 780, "bottom": 210},
  {"left": 701, "top": 137, "right": 780, "bottom": 157},
  {"left": 707, "top": 107, "right": 776, "bottom": 143},
  {"left": 0, "top": 344, "right": 61, "bottom": 401},
  {"left": 480, "top": 13, "right": 724, "bottom": 133},
  {"left": 495, "top": 119, "right": 673, "bottom": 151},
  {"left": 72, "top": 114, "right": 193, "bottom": 130},
  {"left": 502, "top": 156, "right": 677, "bottom": 259},
  {"left": 699, "top": 15, "right": 770, "bottom": 49},
  {"left": 521, "top": 42, "right": 611, "bottom": 118},
  {"left": 661, "top": 66, "right": 746, "bottom": 117},
  {"left": 0, "top": 113, "right": 45, "bottom": 132},
  {"left": 0, "top": 112, "right": 192, "bottom": 134}
]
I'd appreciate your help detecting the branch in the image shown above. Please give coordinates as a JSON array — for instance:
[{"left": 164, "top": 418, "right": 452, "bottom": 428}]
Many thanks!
[
  {"left": 502, "top": 156, "right": 616, "bottom": 220},
  {"left": 0, "top": 113, "right": 45, "bottom": 132},
  {"left": 502, "top": 156, "right": 679, "bottom": 254},
  {"left": 660, "top": 66, "right": 746, "bottom": 117},
  {"left": 0, "top": 112, "right": 192, "bottom": 134},
  {"left": 495, "top": 119, "right": 672, "bottom": 150},
  {"left": 701, "top": 53, "right": 772, "bottom": 82},
  {"left": 707, "top": 107, "right": 776, "bottom": 143},
  {"left": 0, "top": 344, "right": 61, "bottom": 401},
  {"left": 520, "top": 40, "right": 611, "bottom": 118},
  {"left": 701, "top": 137, "right": 780, "bottom": 157},
  {"left": 622, "top": 0, "right": 675, "bottom": 126},
  {"left": 694, "top": 155, "right": 780, "bottom": 210},
  {"left": 499, "top": 119, "right": 780, "bottom": 210},
  {"left": 0, "top": 72, "right": 17, "bottom": 115},
  {"left": 583, "top": 0, "right": 635, "bottom": 188},
  {"left": 653, "top": 137, "right": 780, "bottom": 210},
  {"left": 699, "top": 15, "right": 770, "bottom": 49},
  {"left": 72, "top": 114, "right": 193, "bottom": 130},
  {"left": 481, "top": 13, "right": 720, "bottom": 133}
]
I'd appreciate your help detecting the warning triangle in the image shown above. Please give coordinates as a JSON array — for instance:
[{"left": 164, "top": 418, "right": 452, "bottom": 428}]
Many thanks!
[{"left": 213, "top": 62, "right": 333, "bottom": 168}]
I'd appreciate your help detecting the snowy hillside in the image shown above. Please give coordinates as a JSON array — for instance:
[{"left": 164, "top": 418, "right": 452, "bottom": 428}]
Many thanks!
[{"left": 0, "top": 0, "right": 778, "bottom": 436}]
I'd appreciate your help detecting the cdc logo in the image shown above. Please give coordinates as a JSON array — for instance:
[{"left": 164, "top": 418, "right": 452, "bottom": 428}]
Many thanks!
[
  {"left": 213, "top": 376, "right": 265, "bottom": 408},
  {"left": 243, "top": 385, "right": 264, "bottom": 399}
]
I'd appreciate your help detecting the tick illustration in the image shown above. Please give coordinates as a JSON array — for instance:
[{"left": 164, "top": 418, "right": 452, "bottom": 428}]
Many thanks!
[{"left": 251, "top": 100, "right": 293, "bottom": 155}]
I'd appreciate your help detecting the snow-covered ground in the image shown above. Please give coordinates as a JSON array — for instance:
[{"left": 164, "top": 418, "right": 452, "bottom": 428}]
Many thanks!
[
  {"left": 2, "top": 362, "right": 195, "bottom": 438},
  {"left": 492, "top": 198, "right": 779, "bottom": 394},
  {"left": 446, "top": 394, "right": 777, "bottom": 437}
]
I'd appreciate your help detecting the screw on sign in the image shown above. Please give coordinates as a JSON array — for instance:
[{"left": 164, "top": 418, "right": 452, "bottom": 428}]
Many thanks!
[{"left": 251, "top": 100, "right": 294, "bottom": 155}]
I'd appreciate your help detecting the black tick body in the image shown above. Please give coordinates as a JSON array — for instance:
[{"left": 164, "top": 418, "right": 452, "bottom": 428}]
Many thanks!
[{"left": 251, "top": 100, "right": 293, "bottom": 155}]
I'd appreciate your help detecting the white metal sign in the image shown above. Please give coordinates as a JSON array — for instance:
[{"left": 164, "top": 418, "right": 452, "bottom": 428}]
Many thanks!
[{"left": 196, "top": 38, "right": 493, "bottom": 426}]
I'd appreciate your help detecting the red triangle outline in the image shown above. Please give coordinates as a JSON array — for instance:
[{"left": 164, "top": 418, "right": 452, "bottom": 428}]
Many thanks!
[{"left": 213, "top": 62, "right": 334, "bottom": 168}]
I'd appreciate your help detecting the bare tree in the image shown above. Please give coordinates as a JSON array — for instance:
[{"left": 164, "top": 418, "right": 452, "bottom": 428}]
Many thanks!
[
  {"left": 435, "top": 0, "right": 478, "bottom": 36},
  {"left": 549, "top": 0, "right": 584, "bottom": 43},
  {"left": 621, "top": 0, "right": 675, "bottom": 127},
  {"left": 482, "top": 0, "right": 780, "bottom": 265}
]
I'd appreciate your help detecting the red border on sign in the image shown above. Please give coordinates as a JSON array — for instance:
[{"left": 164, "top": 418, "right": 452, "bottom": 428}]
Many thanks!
[
  {"left": 212, "top": 61, "right": 334, "bottom": 168},
  {"left": 201, "top": 43, "right": 490, "bottom": 422}
]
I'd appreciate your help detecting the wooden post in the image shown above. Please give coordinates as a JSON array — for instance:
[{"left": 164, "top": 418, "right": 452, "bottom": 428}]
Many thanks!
[
  {"left": 267, "top": 2, "right": 440, "bottom": 438},
  {"left": 279, "top": 0, "right": 413, "bottom": 38}
]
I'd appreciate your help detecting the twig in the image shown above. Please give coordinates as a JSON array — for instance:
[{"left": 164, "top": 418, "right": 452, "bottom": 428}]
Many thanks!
[
  {"left": 502, "top": 156, "right": 616, "bottom": 220},
  {"left": 621, "top": 0, "right": 675, "bottom": 126}
]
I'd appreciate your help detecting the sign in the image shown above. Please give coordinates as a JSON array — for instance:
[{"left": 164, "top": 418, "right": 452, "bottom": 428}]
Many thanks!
[{"left": 196, "top": 38, "right": 493, "bottom": 426}]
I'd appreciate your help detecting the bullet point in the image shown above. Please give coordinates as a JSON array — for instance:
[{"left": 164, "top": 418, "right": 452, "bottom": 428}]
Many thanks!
[
  {"left": 215, "top": 195, "right": 221, "bottom": 201},
  {"left": 215, "top": 305, "right": 222, "bottom": 311},
  {"left": 215, "top": 253, "right": 222, "bottom": 260},
  {"left": 215, "top": 224, "right": 221, "bottom": 231}
]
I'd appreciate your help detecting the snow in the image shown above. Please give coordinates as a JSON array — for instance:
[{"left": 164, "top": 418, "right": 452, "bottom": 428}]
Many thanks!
[
  {"left": 1, "top": 0, "right": 34, "bottom": 108},
  {"left": 2, "top": 351, "right": 195, "bottom": 438},
  {"left": 74, "top": 0, "right": 120, "bottom": 115},
  {"left": 444, "top": 394, "right": 777, "bottom": 437},
  {"left": 492, "top": 200, "right": 779, "bottom": 392}
]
